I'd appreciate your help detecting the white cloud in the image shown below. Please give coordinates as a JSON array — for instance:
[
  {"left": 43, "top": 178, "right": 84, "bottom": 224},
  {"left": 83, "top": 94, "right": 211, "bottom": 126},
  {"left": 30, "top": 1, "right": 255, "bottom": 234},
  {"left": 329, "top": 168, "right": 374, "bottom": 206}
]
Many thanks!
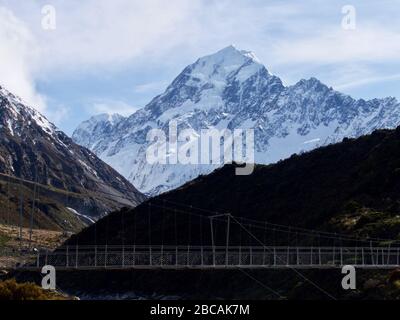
[
  {"left": 1, "top": 0, "right": 305, "bottom": 75},
  {"left": 335, "top": 73, "right": 400, "bottom": 90},
  {"left": 89, "top": 100, "right": 139, "bottom": 117},
  {"left": 46, "top": 104, "right": 69, "bottom": 126},
  {"left": 133, "top": 81, "right": 168, "bottom": 94},
  {"left": 0, "top": 0, "right": 200, "bottom": 115},
  {"left": 0, "top": 7, "right": 46, "bottom": 111},
  {"left": 0, "top": 0, "right": 399, "bottom": 122},
  {"left": 273, "top": 26, "right": 400, "bottom": 65},
  {"left": 33, "top": 0, "right": 199, "bottom": 72}
]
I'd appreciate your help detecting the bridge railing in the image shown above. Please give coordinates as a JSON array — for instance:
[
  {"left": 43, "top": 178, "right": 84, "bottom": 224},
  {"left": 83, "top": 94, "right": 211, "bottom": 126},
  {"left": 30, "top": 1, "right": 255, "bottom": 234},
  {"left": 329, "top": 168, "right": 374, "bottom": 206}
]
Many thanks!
[{"left": 22, "top": 245, "right": 400, "bottom": 269}]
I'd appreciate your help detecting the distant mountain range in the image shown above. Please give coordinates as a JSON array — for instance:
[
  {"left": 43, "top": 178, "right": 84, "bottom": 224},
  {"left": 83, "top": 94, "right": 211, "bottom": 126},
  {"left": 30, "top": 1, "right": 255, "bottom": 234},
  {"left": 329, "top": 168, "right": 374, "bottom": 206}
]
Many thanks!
[
  {"left": 0, "top": 86, "right": 146, "bottom": 231},
  {"left": 73, "top": 45, "right": 400, "bottom": 195}
]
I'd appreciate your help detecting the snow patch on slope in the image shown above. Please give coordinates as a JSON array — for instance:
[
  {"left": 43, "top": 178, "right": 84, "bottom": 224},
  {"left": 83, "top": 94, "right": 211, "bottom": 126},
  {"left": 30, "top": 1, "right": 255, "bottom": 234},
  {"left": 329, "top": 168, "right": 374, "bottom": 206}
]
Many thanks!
[{"left": 67, "top": 207, "right": 96, "bottom": 224}]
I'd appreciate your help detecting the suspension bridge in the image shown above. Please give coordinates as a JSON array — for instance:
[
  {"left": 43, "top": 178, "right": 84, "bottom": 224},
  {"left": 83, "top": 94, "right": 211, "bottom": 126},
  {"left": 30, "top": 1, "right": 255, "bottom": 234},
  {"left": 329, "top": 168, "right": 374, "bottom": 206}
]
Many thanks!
[
  {"left": 11, "top": 207, "right": 400, "bottom": 271},
  {"left": 23, "top": 244, "right": 400, "bottom": 271},
  {"left": 3, "top": 179, "right": 400, "bottom": 301},
  {"left": 1, "top": 174, "right": 400, "bottom": 272}
]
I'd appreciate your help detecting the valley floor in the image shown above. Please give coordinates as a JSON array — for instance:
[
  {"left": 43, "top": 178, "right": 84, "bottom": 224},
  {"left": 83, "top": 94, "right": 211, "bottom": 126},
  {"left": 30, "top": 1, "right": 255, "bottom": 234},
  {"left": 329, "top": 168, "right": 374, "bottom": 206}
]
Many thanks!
[
  {"left": 0, "top": 223, "right": 69, "bottom": 270},
  {"left": 10, "top": 268, "right": 400, "bottom": 300}
]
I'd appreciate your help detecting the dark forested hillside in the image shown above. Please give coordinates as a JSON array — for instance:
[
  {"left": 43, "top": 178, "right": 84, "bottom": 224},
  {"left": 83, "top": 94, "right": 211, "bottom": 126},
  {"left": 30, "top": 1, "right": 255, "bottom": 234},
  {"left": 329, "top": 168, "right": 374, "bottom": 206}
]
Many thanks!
[{"left": 67, "top": 126, "right": 400, "bottom": 246}]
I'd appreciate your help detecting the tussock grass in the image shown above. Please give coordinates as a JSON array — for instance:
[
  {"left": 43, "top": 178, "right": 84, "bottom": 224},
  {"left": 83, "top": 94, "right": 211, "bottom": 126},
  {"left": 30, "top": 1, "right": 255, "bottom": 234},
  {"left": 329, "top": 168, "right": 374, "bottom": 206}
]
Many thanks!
[{"left": 0, "top": 279, "right": 68, "bottom": 300}]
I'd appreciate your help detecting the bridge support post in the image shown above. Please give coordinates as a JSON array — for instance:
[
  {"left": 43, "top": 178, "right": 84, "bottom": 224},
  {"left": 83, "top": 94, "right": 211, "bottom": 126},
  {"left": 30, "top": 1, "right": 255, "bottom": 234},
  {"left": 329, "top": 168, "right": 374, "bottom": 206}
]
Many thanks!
[
  {"left": 332, "top": 247, "right": 335, "bottom": 266},
  {"left": 210, "top": 218, "right": 216, "bottom": 266},
  {"left": 149, "top": 246, "right": 152, "bottom": 266},
  {"left": 377, "top": 248, "right": 380, "bottom": 265},
  {"left": 370, "top": 242, "right": 375, "bottom": 265},
  {"left": 122, "top": 245, "right": 125, "bottom": 268},
  {"left": 387, "top": 246, "right": 391, "bottom": 266},
  {"left": 105, "top": 244, "right": 108, "bottom": 268},
  {"left": 286, "top": 247, "right": 289, "bottom": 266},
  {"left": 225, "top": 215, "right": 230, "bottom": 266},
  {"left": 66, "top": 246, "right": 69, "bottom": 268},
  {"left": 75, "top": 245, "right": 78, "bottom": 269},
  {"left": 354, "top": 247, "right": 357, "bottom": 265},
  {"left": 340, "top": 248, "right": 343, "bottom": 266},
  {"left": 133, "top": 244, "right": 136, "bottom": 266},
  {"left": 319, "top": 248, "right": 322, "bottom": 266},
  {"left": 94, "top": 245, "right": 97, "bottom": 267},
  {"left": 187, "top": 245, "right": 190, "bottom": 267},
  {"left": 161, "top": 245, "right": 163, "bottom": 267},
  {"left": 263, "top": 246, "right": 266, "bottom": 266},
  {"left": 362, "top": 247, "right": 365, "bottom": 265}
]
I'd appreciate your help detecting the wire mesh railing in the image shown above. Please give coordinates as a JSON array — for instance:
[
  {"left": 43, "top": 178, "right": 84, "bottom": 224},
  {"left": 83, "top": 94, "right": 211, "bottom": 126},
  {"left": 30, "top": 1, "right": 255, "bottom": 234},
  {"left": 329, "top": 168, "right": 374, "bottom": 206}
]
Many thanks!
[{"left": 16, "top": 245, "right": 400, "bottom": 270}]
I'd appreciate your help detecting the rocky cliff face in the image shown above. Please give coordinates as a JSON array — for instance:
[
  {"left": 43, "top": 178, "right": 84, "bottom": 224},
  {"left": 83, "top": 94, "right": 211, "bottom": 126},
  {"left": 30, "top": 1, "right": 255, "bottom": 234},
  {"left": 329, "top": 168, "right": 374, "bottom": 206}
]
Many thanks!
[{"left": 0, "top": 86, "right": 146, "bottom": 230}]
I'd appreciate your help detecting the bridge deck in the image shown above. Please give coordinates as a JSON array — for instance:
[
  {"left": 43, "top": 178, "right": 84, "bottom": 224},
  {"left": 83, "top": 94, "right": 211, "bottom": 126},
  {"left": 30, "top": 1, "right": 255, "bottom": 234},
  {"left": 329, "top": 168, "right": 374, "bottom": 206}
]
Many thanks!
[{"left": 12, "top": 245, "right": 400, "bottom": 270}]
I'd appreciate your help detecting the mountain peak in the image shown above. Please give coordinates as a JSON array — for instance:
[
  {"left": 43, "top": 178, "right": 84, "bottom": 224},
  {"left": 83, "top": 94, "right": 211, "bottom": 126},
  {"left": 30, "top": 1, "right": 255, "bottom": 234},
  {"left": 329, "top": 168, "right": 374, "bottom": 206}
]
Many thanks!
[
  {"left": 72, "top": 112, "right": 126, "bottom": 150},
  {"left": 176, "top": 45, "right": 268, "bottom": 87},
  {"left": 293, "top": 77, "right": 330, "bottom": 92},
  {"left": 218, "top": 44, "right": 238, "bottom": 52},
  {"left": 75, "top": 113, "right": 125, "bottom": 131},
  {"left": 0, "top": 84, "right": 56, "bottom": 137},
  {"left": 0, "top": 85, "right": 44, "bottom": 115},
  {"left": 198, "top": 45, "right": 262, "bottom": 67},
  {"left": 144, "top": 46, "right": 278, "bottom": 118},
  {"left": 0, "top": 85, "right": 24, "bottom": 105},
  {"left": 73, "top": 48, "right": 400, "bottom": 196},
  {"left": 216, "top": 45, "right": 260, "bottom": 61},
  {"left": 89, "top": 113, "right": 125, "bottom": 124},
  {"left": 211, "top": 44, "right": 243, "bottom": 56}
]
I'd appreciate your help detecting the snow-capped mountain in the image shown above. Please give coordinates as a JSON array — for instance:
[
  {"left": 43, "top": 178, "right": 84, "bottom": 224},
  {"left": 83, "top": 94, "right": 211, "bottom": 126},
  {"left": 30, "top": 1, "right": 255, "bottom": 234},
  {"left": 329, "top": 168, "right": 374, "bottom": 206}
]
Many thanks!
[
  {"left": 73, "top": 45, "right": 400, "bottom": 195},
  {"left": 0, "top": 86, "right": 145, "bottom": 228},
  {"left": 72, "top": 113, "right": 126, "bottom": 151}
]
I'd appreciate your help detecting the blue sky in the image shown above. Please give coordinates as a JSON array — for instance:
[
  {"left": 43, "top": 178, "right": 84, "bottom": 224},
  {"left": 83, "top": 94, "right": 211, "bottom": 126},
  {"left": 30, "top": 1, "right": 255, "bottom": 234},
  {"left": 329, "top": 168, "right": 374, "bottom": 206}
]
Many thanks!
[{"left": 0, "top": 0, "right": 399, "bottom": 135}]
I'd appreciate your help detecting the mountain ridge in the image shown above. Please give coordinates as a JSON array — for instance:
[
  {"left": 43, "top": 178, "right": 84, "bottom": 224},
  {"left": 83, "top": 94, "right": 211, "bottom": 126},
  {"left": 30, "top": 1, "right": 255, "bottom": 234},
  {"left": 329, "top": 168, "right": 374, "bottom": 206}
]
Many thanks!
[
  {"left": 67, "top": 124, "right": 400, "bottom": 245},
  {"left": 0, "top": 86, "right": 146, "bottom": 231},
  {"left": 72, "top": 46, "right": 400, "bottom": 195}
]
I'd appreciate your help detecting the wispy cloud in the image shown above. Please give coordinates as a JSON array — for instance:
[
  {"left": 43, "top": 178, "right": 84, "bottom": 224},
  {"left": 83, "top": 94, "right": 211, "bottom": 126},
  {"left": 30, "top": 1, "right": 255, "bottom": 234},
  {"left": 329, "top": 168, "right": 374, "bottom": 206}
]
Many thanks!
[
  {"left": 27, "top": 0, "right": 199, "bottom": 71},
  {"left": 133, "top": 81, "right": 168, "bottom": 94},
  {"left": 273, "top": 26, "right": 400, "bottom": 65},
  {"left": 88, "top": 100, "right": 139, "bottom": 117},
  {"left": 0, "top": 0, "right": 399, "bottom": 131},
  {"left": 0, "top": 7, "right": 45, "bottom": 111},
  {"left": 334, "top": 73, "right": 400, "bottom": 90},
  {"left": 46, "top": 104, "right": 69, "bottom": 126}
]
